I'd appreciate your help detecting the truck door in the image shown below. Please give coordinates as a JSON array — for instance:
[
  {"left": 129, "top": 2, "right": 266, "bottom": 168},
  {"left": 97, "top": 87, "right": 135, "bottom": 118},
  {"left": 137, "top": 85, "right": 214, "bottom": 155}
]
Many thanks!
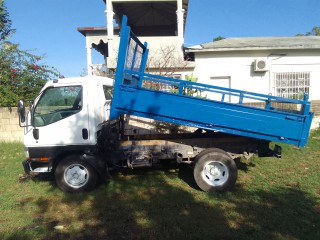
[{"left": 26, "top": 84, "right": 91, "bottom": 146}]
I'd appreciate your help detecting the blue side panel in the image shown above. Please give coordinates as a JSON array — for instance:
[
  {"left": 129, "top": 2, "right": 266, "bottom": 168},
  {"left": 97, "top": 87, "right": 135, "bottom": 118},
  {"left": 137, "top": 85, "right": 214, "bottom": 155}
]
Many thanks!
[{"left": 110, "top": 16, "right": 314, "bottom": 147}]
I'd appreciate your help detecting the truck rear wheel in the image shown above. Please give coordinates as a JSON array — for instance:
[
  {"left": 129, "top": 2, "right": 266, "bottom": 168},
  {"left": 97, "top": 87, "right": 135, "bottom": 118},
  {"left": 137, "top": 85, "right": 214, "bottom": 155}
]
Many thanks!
[
  {"left": 55, "top": 155, "right": 98, "bottom": 193},
  {"left": 193, "top": 148, "right": 237, "bottom": 193}
]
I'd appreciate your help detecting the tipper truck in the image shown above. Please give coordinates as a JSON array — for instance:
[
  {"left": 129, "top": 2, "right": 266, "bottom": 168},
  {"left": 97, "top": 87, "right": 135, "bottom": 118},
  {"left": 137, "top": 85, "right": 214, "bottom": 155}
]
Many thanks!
[{"left": 18, "top": 16, "right": 314, "bottom": 193}]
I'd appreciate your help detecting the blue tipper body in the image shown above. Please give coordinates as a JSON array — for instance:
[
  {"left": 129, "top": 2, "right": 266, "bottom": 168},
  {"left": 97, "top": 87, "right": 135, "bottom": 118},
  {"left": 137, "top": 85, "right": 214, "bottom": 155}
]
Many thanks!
[{"left": 110, "top": 16, "right": 314, "bottom": 147}]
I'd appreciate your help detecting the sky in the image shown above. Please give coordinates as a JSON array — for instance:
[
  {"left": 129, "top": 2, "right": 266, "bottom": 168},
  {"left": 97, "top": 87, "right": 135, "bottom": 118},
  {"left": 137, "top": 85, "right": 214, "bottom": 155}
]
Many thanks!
[{"left": 6, "top": 0, "right": 320, "bottom": 77}]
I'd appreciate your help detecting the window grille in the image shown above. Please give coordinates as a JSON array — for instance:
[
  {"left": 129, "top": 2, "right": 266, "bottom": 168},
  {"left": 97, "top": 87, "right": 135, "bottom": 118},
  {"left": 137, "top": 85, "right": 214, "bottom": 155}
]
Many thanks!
[{"left": 274, "top": 72, "right": 310, "bottom": 100}]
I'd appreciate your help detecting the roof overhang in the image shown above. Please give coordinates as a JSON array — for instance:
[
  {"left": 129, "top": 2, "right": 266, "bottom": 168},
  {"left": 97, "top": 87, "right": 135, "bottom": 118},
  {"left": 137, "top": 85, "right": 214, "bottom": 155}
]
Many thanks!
[
  {"left": 103, "top": 0, "right": 189, "bottom": 36},
  {"left": 77, "top": 27, "right": 109, "bottom": 36},
  {"left": 77, "top": 27, "right": 118, "bottom": 57},
  {"left": 186, "top": 36, "right": 320, "bottom": 53}
]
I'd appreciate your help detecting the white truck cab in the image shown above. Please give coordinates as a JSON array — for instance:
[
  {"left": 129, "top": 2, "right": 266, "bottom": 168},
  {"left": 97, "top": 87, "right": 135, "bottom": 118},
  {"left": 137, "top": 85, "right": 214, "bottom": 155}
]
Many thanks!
[{"left": 20, "top": 76, "right": 113, "bottom": 181}]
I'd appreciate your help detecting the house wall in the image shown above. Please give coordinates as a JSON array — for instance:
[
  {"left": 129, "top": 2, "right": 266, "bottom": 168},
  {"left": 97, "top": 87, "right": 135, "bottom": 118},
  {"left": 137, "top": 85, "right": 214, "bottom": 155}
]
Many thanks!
[
  {"left": 192, "top": 49, "right": 320, "bottom": 102},
  {"left": 106, "top": 36, "right": 183, "bottom": 69}
]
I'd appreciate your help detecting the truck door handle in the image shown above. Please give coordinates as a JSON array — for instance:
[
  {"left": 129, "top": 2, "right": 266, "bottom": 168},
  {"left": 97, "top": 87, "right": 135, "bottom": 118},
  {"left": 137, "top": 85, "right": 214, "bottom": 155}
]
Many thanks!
[{"left": 82, "top": 128, "right": 88, "bottom": 140}]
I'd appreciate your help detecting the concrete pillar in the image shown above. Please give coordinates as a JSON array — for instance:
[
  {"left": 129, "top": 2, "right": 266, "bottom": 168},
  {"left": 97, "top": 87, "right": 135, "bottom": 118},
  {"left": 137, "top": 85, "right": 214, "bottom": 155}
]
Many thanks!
[
  {"left": 176, "top": 0, "right": 185, "bottom": 43},
  {"left": 105, "top": 0, "right": 114, "bottom": 57},
  {"left": 86, "top": 44, "right": 93, "bottom": 76},
  {"left": 176, "top": 0, "right": 185, "bottom": 61}
]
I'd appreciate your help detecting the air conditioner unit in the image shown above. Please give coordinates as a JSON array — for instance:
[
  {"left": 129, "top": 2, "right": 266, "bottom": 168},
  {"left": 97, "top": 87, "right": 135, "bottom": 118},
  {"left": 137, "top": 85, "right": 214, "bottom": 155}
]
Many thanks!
[{"left": 254, "top": 59, "right": 268, "bottom": 72}]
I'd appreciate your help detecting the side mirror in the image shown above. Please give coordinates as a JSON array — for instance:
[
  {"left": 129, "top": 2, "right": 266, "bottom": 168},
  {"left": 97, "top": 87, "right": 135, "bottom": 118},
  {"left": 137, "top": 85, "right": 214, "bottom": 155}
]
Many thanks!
[{"left": 18, "top": 100, "right": 26, "bottom": 125}]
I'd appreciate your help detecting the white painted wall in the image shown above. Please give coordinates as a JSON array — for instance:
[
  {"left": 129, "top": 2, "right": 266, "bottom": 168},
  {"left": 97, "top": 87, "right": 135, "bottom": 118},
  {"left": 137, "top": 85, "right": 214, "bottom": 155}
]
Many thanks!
[
  {"left": 106, "top": 36, "right": 183, "bottom": 69},
  {"left": 192, "top": 49, "right": 320, "bottom": 101}
]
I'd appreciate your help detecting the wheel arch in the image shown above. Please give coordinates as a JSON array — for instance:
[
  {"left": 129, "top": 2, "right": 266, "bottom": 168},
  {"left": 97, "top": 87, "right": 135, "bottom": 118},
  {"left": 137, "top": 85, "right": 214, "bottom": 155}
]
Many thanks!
[
  {"left": 51, "top": 150, "right": 107, "bottom": 182},
  {"left": 194, "top": 148, "right": 232, "bottom": 162},
  {"left": 51, "top": 150, "right": 85, "bottom": 171}
]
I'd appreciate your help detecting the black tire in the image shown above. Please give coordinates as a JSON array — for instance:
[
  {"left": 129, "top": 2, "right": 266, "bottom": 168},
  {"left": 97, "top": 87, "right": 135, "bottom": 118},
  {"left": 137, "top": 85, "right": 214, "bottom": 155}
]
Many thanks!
[
  {"left": 193, "top": 148, "right": 237, "bottom": 193},
  {"left": 55, "top": 155, "right": 98, "bottom": 193}
]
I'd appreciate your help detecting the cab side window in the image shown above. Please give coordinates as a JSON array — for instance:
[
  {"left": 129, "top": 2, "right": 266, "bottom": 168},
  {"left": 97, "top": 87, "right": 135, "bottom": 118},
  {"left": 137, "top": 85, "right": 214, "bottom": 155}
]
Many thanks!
[
  {"left": 103, "top": 85, "right": 113, "bottom": 101},
  {"left": 33, "top": 86, "right": 82, "bottom": 127}
]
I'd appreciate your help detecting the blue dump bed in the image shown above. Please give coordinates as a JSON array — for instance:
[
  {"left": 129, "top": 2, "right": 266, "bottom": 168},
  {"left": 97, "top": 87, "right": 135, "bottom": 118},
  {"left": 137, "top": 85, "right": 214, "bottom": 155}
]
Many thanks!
[{"left": 110, "top": 16, "right": 314, "bottom": 147}]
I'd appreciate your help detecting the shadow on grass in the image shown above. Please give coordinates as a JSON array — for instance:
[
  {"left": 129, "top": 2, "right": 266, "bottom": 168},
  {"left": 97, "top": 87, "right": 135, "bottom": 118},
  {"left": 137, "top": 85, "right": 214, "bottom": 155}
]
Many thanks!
[{"left": 3, "top": 165, "right": 320, "bottom": 240}]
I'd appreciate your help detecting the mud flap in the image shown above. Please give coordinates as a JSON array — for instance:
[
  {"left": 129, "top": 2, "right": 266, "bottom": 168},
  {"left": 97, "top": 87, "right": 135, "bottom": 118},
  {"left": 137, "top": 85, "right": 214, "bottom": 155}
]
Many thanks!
[
  {"left": 22, "top": 160, "right": 31, "bottom": 174},
  {"left": 83, "top": 154, "right": 108, "bottom": 181},
  {"left": 273, "top": 144, "right": 282, "bottom": 158}
]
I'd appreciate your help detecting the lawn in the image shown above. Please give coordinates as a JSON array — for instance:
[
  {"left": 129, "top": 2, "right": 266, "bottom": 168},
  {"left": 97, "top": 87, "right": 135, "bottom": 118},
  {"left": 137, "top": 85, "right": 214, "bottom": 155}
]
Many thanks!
[{"left": 0, "top": 130, "right": 320, "bottom": 240}]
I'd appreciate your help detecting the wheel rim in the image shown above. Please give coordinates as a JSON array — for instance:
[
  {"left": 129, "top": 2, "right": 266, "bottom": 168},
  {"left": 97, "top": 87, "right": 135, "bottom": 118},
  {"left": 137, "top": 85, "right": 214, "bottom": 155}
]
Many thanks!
[
  {"left": 64, "top": 164, "right": 89, "bottom": 188},
  {"left": 201, "top": 161, "right": 229, "bottom": 187}
]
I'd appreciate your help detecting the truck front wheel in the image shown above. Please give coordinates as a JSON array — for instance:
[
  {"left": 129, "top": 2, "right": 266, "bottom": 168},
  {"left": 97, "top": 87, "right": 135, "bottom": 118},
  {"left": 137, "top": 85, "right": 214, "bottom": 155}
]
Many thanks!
[
  {"left": 193, "top": 148, "right": 237, "bottom": 193},
  {"left": 55, "top": 155, "right": 98, "bottom": 193}
]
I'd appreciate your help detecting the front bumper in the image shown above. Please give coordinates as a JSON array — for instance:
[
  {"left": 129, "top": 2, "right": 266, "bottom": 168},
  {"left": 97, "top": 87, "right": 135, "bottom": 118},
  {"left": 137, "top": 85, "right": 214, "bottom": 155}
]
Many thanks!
[{"left": 22, "top": 160, "right": 52, "bottom": 174}]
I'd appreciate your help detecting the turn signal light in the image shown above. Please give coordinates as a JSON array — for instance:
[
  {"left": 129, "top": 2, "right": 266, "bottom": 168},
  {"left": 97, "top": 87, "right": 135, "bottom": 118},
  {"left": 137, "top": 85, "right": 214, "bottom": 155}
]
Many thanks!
[
  {"left": 28, "top": 157, "right": 49, "bottom": 162},
  {"left": 39, "top": 157, "right": 49, "bottom": 162}
]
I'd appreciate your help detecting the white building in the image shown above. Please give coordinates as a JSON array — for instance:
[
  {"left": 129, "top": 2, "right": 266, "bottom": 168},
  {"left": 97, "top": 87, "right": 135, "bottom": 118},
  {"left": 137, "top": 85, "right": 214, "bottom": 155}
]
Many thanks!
[
  {"left": 78, "top": 0, "right": 191, "bottom": 76},
  {"left": 185, "top": 36, "right": 320, "bottom": 118},
  {"left": 186, "top": 36, "right": 320, "bottom": 102}
]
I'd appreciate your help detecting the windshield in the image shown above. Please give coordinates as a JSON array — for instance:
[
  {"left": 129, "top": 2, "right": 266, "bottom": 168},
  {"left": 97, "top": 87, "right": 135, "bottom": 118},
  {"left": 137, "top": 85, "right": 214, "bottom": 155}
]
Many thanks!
[{"left": 33, "top": 86, "right": 83, "bottom": 127}]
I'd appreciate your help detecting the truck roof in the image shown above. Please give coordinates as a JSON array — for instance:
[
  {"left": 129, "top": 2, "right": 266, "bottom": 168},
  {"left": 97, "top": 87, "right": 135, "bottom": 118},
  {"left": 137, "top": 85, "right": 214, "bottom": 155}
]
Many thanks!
[{"left": 44, "top": 76, "right": 114, "bottom": 88}]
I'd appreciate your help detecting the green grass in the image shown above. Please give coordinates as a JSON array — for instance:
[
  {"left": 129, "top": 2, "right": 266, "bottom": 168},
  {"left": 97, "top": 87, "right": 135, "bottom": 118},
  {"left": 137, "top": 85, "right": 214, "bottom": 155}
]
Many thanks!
[{"left": 1, "top": 130, "right": 320, "bottom": 240}]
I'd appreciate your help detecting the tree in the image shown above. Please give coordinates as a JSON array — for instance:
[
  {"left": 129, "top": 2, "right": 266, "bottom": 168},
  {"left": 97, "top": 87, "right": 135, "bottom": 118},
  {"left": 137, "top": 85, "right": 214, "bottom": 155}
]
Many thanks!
[
  {"left": 0, "top": 0, "right": 60, "bottom": 107},
  {"left": 296, "top": 26, "right": 320, "bottom": 36},
  {"left": 184, "top": 73, "right": 206, "bottom": 98},
  {"left": 146, "top": 45, "right": 188, "bottom": 77},
  {"left": 307, "top": 26, "right": 320, "bottom": 36},
  {"left": 0, "top": 43, "right": 60, "bottom": 106},
  {"left": 213, "top": 36, "right": 225, "bottom": 42},
  {"left": 0, "top": 0, "right": 14, "bottom": 41}
]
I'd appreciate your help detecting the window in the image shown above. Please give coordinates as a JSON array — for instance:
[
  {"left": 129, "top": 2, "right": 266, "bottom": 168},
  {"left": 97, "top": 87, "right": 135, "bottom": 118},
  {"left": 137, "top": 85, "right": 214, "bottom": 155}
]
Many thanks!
[
  {"left": 33, "top": 86, "right": 82, "bottom": 127},
  {"left": 103, "top": 85, "right": 113, "bottom": 101},
  {"left": 274, "top": 72, "right": 310, "bottom": 99}
]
